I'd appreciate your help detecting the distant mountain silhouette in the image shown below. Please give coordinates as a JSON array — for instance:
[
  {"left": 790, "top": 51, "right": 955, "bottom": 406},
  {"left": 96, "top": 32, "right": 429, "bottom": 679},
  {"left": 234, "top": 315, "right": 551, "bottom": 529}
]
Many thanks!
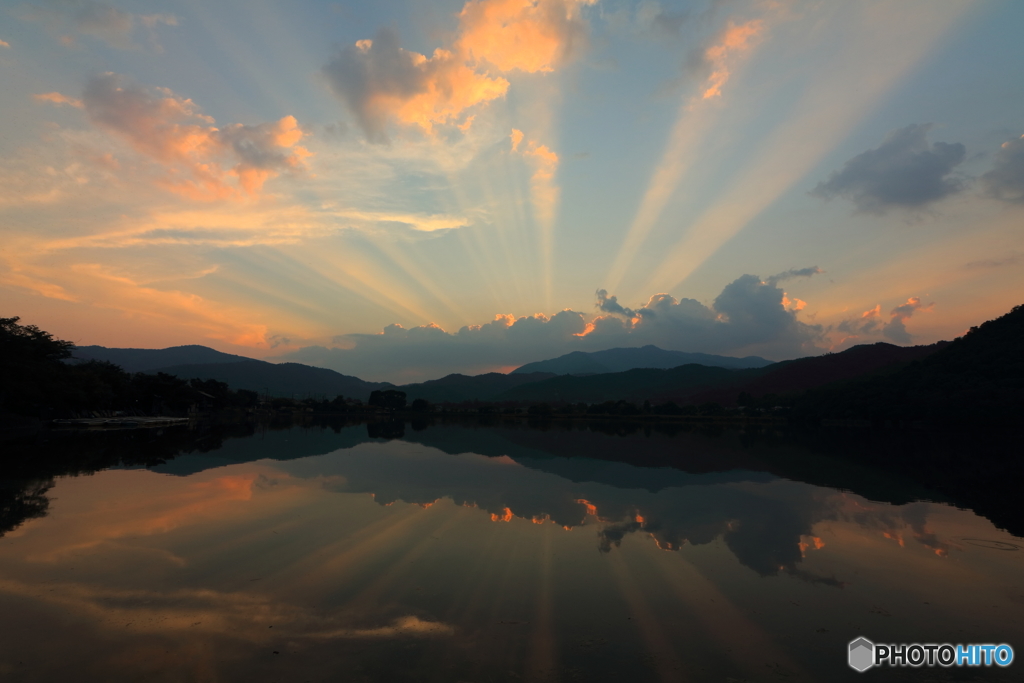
[
  {"left": 493, "top": 341, "right": 950, "bottom": 405},
  {"left": 399, "top": 372, "right": 557, "bottom": 403},
  {"left": 497, "top": 364, "right": 744, "bottom": 403},
  {"left": 512, "top": 345, "right": 772, "bottom": 375},
  {"left": 71, "top": 345, "right": 253, "bottom": 373},
  {"left": 152, "top": 360, "right": 392, "bottom": 401}
]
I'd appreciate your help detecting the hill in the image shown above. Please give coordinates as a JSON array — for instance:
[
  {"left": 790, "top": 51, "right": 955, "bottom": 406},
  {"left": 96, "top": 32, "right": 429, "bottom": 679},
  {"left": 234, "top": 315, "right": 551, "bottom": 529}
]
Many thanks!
[
  {"left": 671, "top": 341, "right": 949, "bottom": 406},
  {"left": 70, "top": 345, "right": 253, "bottom": 373},
  {"left": 511, "top": 345, "right": 772, "bottom": 375},
  {"left": 398, "top": 372, "right": 557, "bottom": 403},
  {"left": 152, "top": 360, "right": 392, "bottom": 401},
  {"left": 794, "top": 304, "right": 1024, "bottom": 424}
]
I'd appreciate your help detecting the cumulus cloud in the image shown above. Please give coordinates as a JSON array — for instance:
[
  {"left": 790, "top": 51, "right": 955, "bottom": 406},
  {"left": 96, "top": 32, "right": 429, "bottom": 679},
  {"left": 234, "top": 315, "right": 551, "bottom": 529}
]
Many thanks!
[
  {"left": 811, "top": 123, "right": 966, "bottom": 213},
  {"left": 455, "top": 0, "right": 595, "bottom": 73},
  {"left": 835, "top": 297, "right": 932, "bottom": 345},
  {"left": 76, "top": 73, "right": 310, "bottom": 199},
  {"left": 19, "top": 0, "right": 177, "bottom": 50},
  {"left": 0, "top": 39, "right": 10, "bottom": 48},
  {"left": 982, "top": 134, "right": 1024, "bottom": 202},
  {"left": 322, "top": 0, "right": 595, "bottom": 141},
  {"left": 595, "top": 288, "right": 633, "bottom": 317},
  {"left": 322, "top": 28, "right": 509, "bottom": 142},
  {"left": 279, "top": 271, "right": 824, "bottom": 382}
]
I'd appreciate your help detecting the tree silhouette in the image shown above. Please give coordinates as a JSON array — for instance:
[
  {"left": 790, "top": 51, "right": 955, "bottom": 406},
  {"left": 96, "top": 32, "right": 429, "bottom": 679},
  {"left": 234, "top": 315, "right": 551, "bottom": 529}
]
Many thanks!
[{"left": 368, "top": 389, "right": 407, "bottom": 410}]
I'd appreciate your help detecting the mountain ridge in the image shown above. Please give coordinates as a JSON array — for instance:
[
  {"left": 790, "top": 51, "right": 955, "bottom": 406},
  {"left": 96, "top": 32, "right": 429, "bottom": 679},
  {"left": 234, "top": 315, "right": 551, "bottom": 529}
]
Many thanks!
[
  {"left": 512, "top": 345, "right": 772, "bottom": 375},
  {"left": 70, "top": 344, "right": 254, "bottom": 372},
  {"left": 150, "top": 360, "right": 392, "bottom": 401}
]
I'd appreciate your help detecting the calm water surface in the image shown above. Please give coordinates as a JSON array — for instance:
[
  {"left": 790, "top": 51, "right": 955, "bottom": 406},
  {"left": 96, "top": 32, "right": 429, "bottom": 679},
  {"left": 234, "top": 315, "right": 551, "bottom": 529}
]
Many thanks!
[{"left": 0, "top": 422, "right": 1021, "bottom": 682}]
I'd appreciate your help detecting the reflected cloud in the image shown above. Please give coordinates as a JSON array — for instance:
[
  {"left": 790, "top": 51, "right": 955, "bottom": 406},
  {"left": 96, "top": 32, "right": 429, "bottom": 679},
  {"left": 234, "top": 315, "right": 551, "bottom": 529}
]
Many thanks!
[
  {"left": 2, "top": 422, "right": 1020, "bottom": 683},
  {"left": 301, "top": 615, "right": 455, "bottom": 639},
  {"left": 13, "top": 469, "right": 284, "bottom": 561},
  {"left": 0, "top": 575, "right": 453, "bottom": 645},
  {"left": 273, "top": 437, "right": 851, "bottom": 578}
]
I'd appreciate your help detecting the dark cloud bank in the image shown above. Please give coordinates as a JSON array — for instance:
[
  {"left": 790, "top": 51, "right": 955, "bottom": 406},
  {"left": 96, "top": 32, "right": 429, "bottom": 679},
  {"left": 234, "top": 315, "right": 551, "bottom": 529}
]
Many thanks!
[
  {"left": 812, "top": 123, "right": 966, "bottom": 213},
  {"left": 280, "top": 270, "right": 825, "bottom": 382}
]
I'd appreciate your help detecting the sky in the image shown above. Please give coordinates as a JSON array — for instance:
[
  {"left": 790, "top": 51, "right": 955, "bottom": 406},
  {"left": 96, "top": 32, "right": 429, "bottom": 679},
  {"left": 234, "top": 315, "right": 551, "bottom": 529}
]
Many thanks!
[{"left": 1, "top": 0, "right": 1022, "bottom": 383}]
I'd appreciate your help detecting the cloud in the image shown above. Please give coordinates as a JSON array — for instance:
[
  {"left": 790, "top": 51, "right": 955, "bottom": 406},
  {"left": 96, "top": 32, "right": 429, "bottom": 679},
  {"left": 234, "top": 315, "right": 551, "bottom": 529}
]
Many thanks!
[
  {"left": 765, "top": 266, "right": 823, "bottom": 286},
  {"left": 882, "top": 296, "right": 931, "bottom": 344},
  {"left": 595, "top": 288, "right": 633, "bottom": 317},
  {"left": 982, "top": 134, "right": 1024, "bottom": 202},
  {"left": 835, "top": 297, "right": 932, "bottom": 345},
  {"left": 277, "top": 435, "right": 872, "bottom": 580},
  {"left": 279, "top": 271, "right": 824, "bottom": 382},
  {"left": 0, "top": 39, "right": 10, "bottom": 48},
  {"left": 455, "top": 0, "right": 596, "bottom": 73},
  {"left": 964, "top": 253, "right": 1020, "bottom": 270},
  {"left": 33, "top": 91, "right": 83, "bottom": 108},
  {"left": 322, "top": 0, "right": 595, "bottom": 141},
  {"left": 691, "top": 19, "right": 764, "bottom": 100},
  {"left": 322, "top": 28, "right": 509, "bottom": 142},
  {"left": 811, "top": 123, "right": 966, "bottom": 213},
  {"left": 18, "top": 0, "right": 177, "bottom": 50},
  {"left": 510, "top": 128, "right": 524, "bottom": 152},
  {"left": 78, "top": 73, "right": 310, "bottom": 199}
]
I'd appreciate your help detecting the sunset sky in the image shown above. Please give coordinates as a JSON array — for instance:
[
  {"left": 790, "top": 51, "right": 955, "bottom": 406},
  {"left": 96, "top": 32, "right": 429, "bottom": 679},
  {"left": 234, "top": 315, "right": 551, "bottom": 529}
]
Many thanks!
[{"left": 2, "top": 0, "right": 1022, "bottom": 382}]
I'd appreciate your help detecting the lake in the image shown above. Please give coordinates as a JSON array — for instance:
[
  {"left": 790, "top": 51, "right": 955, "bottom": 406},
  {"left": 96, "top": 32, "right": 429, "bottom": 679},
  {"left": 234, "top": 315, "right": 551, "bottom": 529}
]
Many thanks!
[{"left": 1, "top": 419, "right": 1021, "bottom": 682}]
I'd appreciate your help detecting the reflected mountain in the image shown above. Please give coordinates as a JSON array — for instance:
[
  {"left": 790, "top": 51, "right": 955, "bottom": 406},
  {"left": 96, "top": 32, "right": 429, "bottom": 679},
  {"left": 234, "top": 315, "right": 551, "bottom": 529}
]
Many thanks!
[
  {"left": 270, "top": 437, "right": 944, "bottom": 583},
  {"left": 2, "top": 418, "right": 1020, "bottom": 585}
]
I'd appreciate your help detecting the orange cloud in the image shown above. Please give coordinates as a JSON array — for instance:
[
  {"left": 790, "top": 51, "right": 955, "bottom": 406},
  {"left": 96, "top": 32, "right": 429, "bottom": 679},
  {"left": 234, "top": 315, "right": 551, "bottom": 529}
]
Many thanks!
[
  {"left": 490, "top": 506, "right": 514, "bottom": 522},
  {"left": 890, "top": 296, "right": 932, "bottom": 321},
  {"left": 80, "top": 73, "right": 310, "bottom": 200},
  {"left": 510, "top": 128, "right": 524, "bottom": 152},
  {"left": 700, "top": 19, "right": 764, "bottom": 100},
  {"left": 33, "top": 91, "right": 83, "bottom": 108},
  {"left": 324, "top": 0, "right": 595, "bottom": 139},
  {"left": 391, "top": 50, "right": 509, "bottom": 134},
  {"left": 456, "top": 0, "right": 596, "bottom": 73},
  {"left": 324, "top": 30, "right": 509, "bottom": 140},
  {"left": 575, "top": 499, "right": 598, "bottom": 516},
  {"left": 781, "top": 294, "right": 806, "bottom": 312}
]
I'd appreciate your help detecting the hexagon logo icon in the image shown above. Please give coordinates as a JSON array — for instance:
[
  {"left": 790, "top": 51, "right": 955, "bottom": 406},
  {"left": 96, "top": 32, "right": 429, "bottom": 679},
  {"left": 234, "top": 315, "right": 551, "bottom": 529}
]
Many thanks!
[{"left": 849, "top": 637, "right": 875, "bottom": 672}]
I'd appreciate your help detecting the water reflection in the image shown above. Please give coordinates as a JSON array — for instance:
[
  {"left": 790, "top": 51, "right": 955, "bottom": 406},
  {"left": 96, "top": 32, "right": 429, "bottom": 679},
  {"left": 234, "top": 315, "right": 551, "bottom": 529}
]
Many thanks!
[{"left": 0, "top": 421, "right": 1022, "bottom": 682}]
